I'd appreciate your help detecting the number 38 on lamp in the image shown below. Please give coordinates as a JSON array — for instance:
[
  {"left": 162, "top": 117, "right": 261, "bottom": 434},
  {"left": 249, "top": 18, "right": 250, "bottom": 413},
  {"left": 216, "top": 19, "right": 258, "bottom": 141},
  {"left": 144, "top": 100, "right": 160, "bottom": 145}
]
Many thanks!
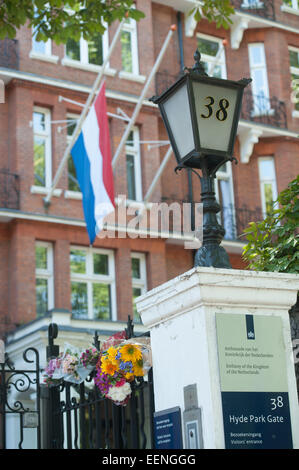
[{"left": 150, "top": 50, "right": 251, "bottom": 174}]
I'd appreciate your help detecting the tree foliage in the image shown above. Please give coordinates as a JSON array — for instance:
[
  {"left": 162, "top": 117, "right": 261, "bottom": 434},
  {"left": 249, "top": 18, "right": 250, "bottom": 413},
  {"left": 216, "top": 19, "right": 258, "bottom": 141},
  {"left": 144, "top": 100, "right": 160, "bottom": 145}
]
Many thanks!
[
  {"left": 189, "top": 0, "right": 235, "bottom": 30},
  {"left": 242, "top": 175, "right": 299, "bottom": 274},
  {"left": 0, "top": 0, "right": 145, "bottom": 42},
  {"left": 0, "top": 0, "right": 236, "bottom": 43}
]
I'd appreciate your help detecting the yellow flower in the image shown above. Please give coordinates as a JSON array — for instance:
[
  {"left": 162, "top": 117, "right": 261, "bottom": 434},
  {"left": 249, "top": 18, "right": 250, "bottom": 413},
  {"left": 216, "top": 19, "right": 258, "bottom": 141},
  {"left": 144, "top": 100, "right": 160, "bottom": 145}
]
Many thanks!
[
  {"left": 101, "top": 357, "right": 118, "bottom": 376},
  {"left": 107, "top": 347, "right": 119, "bottom": 365},
  {"left": 124, "top": 372, "right": 135, "bottom": 381},
  {"left": 133, "top": 360, "right": 144, "bottom": 377},
  {"left": 120, "top": 343, "right": 142, "bottom": 363}
]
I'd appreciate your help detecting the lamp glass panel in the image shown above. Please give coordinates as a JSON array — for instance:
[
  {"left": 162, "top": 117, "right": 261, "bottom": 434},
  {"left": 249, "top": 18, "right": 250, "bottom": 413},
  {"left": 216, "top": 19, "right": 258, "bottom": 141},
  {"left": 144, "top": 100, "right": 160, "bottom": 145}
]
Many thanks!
[
  {"left": 192, "top": 81, "right": 239, "bottom": 153},
  {"left": 162, "top": 83, "right": 195, "bottom": 160}
]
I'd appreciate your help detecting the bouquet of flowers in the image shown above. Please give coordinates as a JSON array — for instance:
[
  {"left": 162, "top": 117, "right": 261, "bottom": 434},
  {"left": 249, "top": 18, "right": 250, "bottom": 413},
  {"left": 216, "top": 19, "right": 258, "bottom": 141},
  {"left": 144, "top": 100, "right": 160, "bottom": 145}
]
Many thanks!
[
  {"left": 43, "top": 344, "right": 100, "bottom": 386},
  {"left": 94, "top": 336, "right": 151, "bottom": 406}
]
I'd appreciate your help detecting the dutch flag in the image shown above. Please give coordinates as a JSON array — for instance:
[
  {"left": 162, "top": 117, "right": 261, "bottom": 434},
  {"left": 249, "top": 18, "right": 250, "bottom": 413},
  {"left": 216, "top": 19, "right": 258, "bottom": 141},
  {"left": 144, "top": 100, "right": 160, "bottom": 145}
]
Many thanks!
[{"left": 71, "top": 82, "right": 115, "bottom": 244}]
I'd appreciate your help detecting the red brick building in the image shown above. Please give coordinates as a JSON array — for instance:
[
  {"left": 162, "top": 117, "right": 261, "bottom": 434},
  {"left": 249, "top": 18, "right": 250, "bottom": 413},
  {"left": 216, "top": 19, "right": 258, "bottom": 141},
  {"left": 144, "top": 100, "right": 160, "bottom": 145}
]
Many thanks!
[{"left": 0, "top": 0, "right": 298, "bottom": 339}]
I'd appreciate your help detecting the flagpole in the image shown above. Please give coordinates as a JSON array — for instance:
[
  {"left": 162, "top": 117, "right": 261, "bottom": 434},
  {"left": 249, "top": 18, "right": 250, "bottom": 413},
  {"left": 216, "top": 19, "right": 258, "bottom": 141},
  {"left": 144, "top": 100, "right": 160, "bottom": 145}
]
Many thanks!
[
  {"left": 43, "top": 17, "right": 126, "bottom": 208},
  {"left": 137, "top": 146, "right": 173, "bottom": 219},
  {"left": 112, "top": 25, "right": 176, "bottom": 169}
]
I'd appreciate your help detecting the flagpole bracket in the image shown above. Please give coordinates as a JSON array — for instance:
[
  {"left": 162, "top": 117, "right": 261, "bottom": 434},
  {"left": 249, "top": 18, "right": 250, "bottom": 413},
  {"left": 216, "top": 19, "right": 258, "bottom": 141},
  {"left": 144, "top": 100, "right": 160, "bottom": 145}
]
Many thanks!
[{"left": 43, "top": 197, "right": 51, "bottom": 210}]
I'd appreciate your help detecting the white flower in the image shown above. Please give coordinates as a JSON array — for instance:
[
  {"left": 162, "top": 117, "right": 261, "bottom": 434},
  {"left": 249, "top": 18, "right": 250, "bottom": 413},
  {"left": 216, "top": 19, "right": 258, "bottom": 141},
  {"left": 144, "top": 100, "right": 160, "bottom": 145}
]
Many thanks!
[{"left": 107, "top": 382, "right": 131, "bottom": 402}]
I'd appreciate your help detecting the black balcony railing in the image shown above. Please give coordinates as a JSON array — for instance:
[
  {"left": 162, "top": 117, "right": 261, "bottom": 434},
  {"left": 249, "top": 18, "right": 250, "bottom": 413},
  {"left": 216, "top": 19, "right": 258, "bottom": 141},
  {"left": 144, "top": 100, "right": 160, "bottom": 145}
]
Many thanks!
[
  {"left": 155, "top": 71, "right": 183, "bottom": 98},
  {"left": 219, "top": 204, "right": 263, "bottom": 241},
  {"left": 160, "top": 196, "right": 263, "bottom": 242},
  {"left": 0, "top": 38, "right": 19, "bottom": 69},
  {"left": 231, "top": 0, "right": 276, "bottom": 21},
  {"left": 240, "top": 89, "right": 287, "bottom": 128},
  {"left": 0, "top": 169, "right": 20, "bottom": 210}
]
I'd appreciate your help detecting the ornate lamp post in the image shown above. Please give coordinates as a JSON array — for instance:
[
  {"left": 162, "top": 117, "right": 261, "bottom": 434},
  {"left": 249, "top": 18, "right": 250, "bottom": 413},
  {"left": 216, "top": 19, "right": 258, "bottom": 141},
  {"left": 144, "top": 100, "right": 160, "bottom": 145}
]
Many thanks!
[{"left": 151, "top": 51, "right": 251, "bottom": 268}]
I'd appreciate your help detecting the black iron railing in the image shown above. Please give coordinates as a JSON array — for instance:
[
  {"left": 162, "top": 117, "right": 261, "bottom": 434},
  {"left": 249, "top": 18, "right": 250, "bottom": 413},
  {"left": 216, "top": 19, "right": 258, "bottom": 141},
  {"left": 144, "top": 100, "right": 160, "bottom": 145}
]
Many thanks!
[
  {"left": 0, "top": 348, "right": 41, "bottom": 449},
  {"left": 240, "top": 90, "right": 287, "bottom": 128},
  {"left": 155, "top": 71, "right": 182, "bottom": 98},
  {"left": 0, "top": 38, "right": 19, "bottom": 70},
  {"left": 231, "top": 0, "right": 276, "bottom": 21},
  {"left": 160, "top": 196, "right": 263, "bottom": 242},
  {"left": 219, "top": 204, "right": 263, "bottom": 241},
  {"left": 0, "top": 169, "right": 20, "bottom": 210}
]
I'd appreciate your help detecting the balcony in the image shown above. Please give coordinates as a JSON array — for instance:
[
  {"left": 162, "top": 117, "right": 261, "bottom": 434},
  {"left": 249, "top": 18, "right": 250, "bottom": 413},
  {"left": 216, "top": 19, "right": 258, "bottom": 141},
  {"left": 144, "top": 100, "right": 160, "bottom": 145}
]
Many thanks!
[
  {"left": 0, "top": 38, "right": 19, "bottom": 70},
  {"left": 160, "top": 196, "right": 263, "bottom": 242},
  {"left": 231, "top": 0, "right": 276, "bottom": 21},
  {"left": 0, "top": 169, "right": 20, "bottom": 210},
  {"left": 240, "top": 90, "right": 287, "bottom": 129}
]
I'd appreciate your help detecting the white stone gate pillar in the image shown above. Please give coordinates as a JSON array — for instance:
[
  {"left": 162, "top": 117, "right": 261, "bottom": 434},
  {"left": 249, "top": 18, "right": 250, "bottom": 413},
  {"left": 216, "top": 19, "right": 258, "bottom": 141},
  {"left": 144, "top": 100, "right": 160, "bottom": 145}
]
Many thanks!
[{"left": 136, "top": 267, "right": 299, "bottom": 449}]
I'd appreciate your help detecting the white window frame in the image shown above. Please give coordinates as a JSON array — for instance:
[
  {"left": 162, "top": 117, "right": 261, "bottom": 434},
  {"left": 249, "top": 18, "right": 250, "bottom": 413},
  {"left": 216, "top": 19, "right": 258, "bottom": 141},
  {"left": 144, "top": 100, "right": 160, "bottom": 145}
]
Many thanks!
[
  {"left": 70, "top": 246, "right": 117, "bottom": 321},
  {"left": 30, "top": 34, "right": 59, "bottom": 63},
  {"left": 32, "top": 106, "right": 52, "bottom": 190},
  {"left": 215, "top": 163, "right": 236, "bottom": 240},
  {"left": 258, "top": 157, "right": 278, "bottom": 218},
  {"left": 35, "top": 241, "right": 54, "bottom": 315},
  {"left": 196, "top": 33, "right": 227, "bottom": 79},
  {"left": 126, "top": 127, "right": 142, "bottom": 202},
  {"left": 248, "top": 43, "right": 272, "bottom": 116},
  {"left": 62, "top": 26, "right": 116, "bottom": 75},
  {"left": 119, "top": 14, "right": 141, "bottom": 80},
  {"left": 289, "top": 46, "right": 299, "bottom": 118},
  {"left": 131, "top": 252, "right": 147, "bottom": 322},
  {"left": 241, "top": 0, "right": 264, "bottom": 8}
]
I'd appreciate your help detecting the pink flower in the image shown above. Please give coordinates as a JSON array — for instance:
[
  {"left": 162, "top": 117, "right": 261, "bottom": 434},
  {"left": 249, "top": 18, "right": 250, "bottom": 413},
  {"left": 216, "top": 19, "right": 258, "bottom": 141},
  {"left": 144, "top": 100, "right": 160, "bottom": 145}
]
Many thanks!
[{"left": 115, "top": 378, "right": 126, "bottom": 387}]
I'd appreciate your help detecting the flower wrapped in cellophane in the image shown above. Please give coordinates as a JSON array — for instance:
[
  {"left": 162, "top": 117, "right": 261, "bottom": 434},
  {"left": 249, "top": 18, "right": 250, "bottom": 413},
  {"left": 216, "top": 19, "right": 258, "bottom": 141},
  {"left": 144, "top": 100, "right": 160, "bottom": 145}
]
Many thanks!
[
  {"left": 43, "top": 344, "right": 100, "bottom": 386},
  {"left": 94, "top": 336, "right": 152, "bottom": 406}
]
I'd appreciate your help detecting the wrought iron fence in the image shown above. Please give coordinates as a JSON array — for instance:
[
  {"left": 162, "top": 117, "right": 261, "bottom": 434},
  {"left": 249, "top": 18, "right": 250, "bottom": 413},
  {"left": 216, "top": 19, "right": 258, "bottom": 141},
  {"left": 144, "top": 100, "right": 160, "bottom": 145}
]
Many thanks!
[
  {"left": 231, "top": 0, "right": 276, "bottom": 21},
  {"left": 0, "top": 39, "right": 19, "bottom": 70},
  {"left": 0, "top": 169, "right": 20, "bottom": 210},
  {"left": 160, "top": 196, "right": 263, "bottom": 242},
  {"left": 0, "top": 348, "right": 41, "bottom": 449},
  {"left": 240, "top": 90, "right": 287, "bottom": 128},
  {"left": 46, "top": 318, "right": 155, "bottom": 449}
]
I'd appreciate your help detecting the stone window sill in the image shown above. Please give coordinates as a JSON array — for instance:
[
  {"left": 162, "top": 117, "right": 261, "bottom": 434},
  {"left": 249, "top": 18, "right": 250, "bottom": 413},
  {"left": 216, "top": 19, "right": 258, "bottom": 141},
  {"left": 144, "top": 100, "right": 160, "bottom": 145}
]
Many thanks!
[
  {"left": 31, "top": 185, "right": 62, "bottom": 197},
  {"left": 118, "top": 70, "right": 146, "bottom": 83},
  {"left": 281, "top": 5, "right": 299, "bottom": 16},
  {"left": 29, "top": 51, "right": 59, "bottom": 64},
  {"left": 61, "top": 58, "right": 117, "bottom": 76}
]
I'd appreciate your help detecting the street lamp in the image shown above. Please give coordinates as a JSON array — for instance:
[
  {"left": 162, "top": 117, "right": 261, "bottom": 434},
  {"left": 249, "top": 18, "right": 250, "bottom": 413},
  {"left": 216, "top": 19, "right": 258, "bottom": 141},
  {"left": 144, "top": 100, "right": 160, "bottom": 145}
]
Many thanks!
[{"left": 151, "top": 50, "right": 251, "bottom": 269}]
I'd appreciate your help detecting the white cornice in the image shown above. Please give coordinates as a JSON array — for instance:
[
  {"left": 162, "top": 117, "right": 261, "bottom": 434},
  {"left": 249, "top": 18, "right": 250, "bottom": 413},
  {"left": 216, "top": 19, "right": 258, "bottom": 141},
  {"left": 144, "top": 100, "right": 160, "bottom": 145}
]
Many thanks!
[{"left": 0, "top": 68, "right": 156, "bottom": 107}]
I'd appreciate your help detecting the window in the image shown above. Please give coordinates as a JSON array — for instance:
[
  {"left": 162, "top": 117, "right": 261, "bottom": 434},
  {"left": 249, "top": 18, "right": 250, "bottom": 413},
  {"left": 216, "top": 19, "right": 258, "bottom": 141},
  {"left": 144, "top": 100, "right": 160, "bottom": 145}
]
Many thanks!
[
  {"left": 70, "top": 247, "right": 116, "bottom": 320},
  {"left": 33, "top": 107, "right": 52, "bottom": 188},
  {"left": 126, "top": 128, "right": 142, "bottom": 202},
  {"left": 131, "top": 253, "right": 147, "bottom": 323},
  {"left": 258, "top": 158, "right": 278, "bottom": 218},
  {"left": 196, "top": 34, "right": 226, "bottom": 78},
  {"left": 35, "top": 242, "right": 54, "bottom": 317},
  {"left": 32, "top": 35, "right": 52, "bottom": 56},
  {"left": 120, "top": 15, "right": 139, "bottom": 75},
  {"left": 248, "top": 44, "right": 271, "bottom": 115},
  {"left": 215, "top": 163, "right": 235, "bottom": 240},
  {"left": 67, "top": 114, "right": 80, "bottom": 192},
  {"left": 283, "top": 0, "right": 299, "bottom": 10},
  {"left": 65, "top": 29, "right": 109, "bottom": 68},
  {"left": 241, "top": 0, "right": 264, "bottom": 8},
  {"left": 289, "top": 47, "right": 299, "bottom": 115}
]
